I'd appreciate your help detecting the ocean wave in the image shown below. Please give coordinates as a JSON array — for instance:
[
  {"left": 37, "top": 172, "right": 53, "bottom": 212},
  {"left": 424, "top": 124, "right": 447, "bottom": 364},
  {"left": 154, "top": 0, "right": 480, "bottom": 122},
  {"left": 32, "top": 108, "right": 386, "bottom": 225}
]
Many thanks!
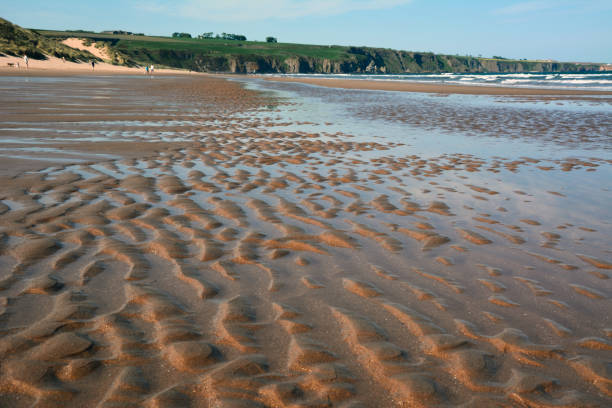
[{"left": 269, "top": 72, "right": 612, "bottom": 91}]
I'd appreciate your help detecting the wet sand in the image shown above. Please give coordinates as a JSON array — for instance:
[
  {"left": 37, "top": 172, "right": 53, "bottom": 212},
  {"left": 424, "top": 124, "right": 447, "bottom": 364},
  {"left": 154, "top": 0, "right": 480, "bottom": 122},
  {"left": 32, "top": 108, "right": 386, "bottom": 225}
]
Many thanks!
[
  {"left": 0, "top": 73, "right": 611, "bottom": 407},
  {"left": 264, "top": 75, "right": 612, "bottom": 97}
]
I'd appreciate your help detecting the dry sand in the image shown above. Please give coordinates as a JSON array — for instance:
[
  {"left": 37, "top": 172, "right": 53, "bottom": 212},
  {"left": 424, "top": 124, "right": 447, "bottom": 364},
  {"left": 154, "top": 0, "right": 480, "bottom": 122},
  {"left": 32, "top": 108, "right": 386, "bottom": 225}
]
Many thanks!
[
  {"left": 0, "top": 54, "right": 194, "bottom": 76},
  {"left": 0, "top": 72, "right": 611, "bottom": 407}
]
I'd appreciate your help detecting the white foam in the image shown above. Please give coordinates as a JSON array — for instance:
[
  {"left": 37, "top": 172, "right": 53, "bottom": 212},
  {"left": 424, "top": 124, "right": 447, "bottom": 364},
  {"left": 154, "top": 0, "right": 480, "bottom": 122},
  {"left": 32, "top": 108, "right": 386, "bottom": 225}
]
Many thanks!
[{"left": 265, "top": 72, "right": 612, "bottom": 91}]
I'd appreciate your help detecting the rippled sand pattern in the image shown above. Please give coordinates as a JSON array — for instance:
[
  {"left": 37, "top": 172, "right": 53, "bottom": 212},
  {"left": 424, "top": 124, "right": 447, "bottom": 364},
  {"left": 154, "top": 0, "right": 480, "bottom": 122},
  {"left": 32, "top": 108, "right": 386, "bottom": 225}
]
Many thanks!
[{"left": 0, "top": 76, "right": 611, "bottom": 407}]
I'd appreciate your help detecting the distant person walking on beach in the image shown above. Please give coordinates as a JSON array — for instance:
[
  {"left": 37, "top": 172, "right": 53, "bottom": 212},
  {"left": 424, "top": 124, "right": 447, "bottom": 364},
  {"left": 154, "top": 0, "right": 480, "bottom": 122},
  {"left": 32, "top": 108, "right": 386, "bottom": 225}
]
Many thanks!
[
  {"left": 150, "top": 65, "right": 155, "bottom": 74},
  {"left": 91, "top": 60, "right": 95, "bottom": 70},
  {"left": 145, "top": 65, "right": 149, "bottom": 75},
  {"left": 23, "top": 55, "right": 28, "bottom": 69}
]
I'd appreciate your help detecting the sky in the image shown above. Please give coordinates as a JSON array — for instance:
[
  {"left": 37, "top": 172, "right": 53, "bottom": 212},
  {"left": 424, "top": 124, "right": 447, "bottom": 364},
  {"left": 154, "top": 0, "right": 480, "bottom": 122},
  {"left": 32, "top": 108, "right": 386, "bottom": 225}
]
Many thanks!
[{"left": 3, "top": 0, "right": 612, "bottom": 63}]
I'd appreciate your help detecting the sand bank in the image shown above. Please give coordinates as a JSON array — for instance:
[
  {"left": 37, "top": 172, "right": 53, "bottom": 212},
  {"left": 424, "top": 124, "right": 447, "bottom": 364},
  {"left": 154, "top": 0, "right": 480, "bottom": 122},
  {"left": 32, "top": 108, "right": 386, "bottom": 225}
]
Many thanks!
[{"left": 263, "top": 75, "right": 612, "bottom": 96}]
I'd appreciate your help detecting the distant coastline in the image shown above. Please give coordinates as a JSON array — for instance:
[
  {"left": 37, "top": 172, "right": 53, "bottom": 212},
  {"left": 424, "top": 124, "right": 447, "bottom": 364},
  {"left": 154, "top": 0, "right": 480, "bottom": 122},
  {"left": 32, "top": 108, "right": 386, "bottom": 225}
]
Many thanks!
[
  {"left": 39, "top": 28, "right": 608, "bottom": 75},
  {"left": 2, "top": 17, "right": 609, "bottom": 76}
]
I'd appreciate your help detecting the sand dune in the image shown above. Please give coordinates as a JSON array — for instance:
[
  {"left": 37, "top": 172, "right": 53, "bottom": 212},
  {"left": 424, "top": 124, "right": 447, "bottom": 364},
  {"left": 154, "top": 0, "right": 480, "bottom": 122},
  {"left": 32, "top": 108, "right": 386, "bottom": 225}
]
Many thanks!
[{"left": 61, "top": 38, "right": 110, "bottom": 60}]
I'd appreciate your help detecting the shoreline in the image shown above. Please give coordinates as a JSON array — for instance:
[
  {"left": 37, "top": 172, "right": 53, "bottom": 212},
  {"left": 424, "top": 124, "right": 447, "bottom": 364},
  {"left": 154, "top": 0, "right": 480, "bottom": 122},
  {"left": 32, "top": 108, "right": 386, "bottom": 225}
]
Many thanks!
[
  {"left": 2, "top": 61, "right": 608, "bottom": 97},
  {"left": 261, "top": 75, "right": 612, "bottom": 96}
]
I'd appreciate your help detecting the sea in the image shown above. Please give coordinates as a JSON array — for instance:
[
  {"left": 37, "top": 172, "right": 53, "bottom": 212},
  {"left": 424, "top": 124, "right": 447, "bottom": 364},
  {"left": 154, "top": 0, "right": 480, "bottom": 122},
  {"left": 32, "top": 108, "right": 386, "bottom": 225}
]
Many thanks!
[{"left": 267, "top": 72, "right": 612, "bottom": 91}]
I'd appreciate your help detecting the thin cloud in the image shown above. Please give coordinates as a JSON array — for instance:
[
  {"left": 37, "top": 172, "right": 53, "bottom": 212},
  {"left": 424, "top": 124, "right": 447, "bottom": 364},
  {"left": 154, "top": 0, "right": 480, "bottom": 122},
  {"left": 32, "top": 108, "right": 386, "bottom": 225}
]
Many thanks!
[
  {"left": 492, "top": 1, "right": 556, "bottom": 16},
  {"left": 141, "top": 0, "right": 413, "bottom": 22}
]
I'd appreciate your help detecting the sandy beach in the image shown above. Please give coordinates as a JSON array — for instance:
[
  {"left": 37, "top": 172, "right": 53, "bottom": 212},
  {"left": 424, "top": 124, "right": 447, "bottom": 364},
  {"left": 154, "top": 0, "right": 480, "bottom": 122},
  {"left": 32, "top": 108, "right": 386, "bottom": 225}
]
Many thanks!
[
  {"left": 0, "top": 70, "right": 611, "bottom": 407},
  {"left": 0, "top": 54, "right": 197, "bottom": 77}
]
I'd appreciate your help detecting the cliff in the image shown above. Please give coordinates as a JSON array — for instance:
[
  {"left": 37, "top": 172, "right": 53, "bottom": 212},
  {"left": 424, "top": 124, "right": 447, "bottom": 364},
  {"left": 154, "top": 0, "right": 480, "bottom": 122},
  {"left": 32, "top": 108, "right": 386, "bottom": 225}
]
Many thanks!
[
  {"left": 3, "top": 18, "right": 606, "bottom": 74},
  {"left": 118, "top": 45, "right": 606, "bottom": 74}
]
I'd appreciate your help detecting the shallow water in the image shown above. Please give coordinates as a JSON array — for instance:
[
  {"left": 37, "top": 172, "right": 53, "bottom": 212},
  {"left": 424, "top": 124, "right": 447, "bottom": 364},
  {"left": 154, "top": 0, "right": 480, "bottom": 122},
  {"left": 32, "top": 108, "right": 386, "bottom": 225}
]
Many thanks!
[{"left": 242, "top": 78, "right": 612, "bottom": 157}]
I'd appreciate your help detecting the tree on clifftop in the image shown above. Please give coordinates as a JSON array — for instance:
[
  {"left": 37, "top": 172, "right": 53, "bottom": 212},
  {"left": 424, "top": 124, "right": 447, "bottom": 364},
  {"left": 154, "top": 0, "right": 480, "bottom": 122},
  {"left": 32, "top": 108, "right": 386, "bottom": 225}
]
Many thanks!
[
  {"left": 220, "top": 33, "right": 247, "bottom": 41},
  {"left": 172, "top": 32, "right": 192, "bottom": 38},
  {"left": 266, "top": 37, "right": 278, "bottom": 43}
]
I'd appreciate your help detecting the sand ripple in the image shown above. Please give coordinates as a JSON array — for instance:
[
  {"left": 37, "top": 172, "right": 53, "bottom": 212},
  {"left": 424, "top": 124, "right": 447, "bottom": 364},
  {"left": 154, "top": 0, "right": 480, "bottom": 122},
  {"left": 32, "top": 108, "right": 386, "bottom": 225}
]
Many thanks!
[{"left": 0, "top": 75, "right": 610, "bottom": 407}]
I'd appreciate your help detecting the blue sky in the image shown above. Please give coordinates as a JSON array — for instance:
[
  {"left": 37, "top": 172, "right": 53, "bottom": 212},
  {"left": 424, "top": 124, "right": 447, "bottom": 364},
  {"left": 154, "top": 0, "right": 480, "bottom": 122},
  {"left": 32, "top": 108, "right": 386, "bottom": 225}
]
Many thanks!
[{"left": 3, "top": 0, "right": 611, "bottom": 62}]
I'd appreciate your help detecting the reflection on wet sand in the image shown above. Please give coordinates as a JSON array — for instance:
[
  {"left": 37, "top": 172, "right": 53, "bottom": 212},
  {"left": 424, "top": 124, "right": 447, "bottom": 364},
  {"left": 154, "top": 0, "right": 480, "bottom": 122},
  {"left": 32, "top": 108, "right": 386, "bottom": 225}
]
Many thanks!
[{"left": 0, "top": 75, "right": 610, "bottom": 407}]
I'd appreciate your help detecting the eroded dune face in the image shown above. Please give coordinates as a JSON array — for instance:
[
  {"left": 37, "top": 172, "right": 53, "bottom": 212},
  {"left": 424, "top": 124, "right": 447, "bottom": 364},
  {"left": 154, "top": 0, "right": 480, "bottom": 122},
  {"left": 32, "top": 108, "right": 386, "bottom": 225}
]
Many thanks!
[{"left": 0, "top": 75, "right": 611, "bottom": 407}]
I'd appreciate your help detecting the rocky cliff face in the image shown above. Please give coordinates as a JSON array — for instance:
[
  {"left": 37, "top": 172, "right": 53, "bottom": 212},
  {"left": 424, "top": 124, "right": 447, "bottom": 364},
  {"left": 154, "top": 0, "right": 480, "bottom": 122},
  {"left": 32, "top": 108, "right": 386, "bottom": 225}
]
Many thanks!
[
  {"left": 115, "top": 43, "right": 607, "bottom": 75},
  {"left": 211, "top": 49, "right": 604, "bottom": 74},
  {"left": 213, "top": 53, "right": 604, "bottom": 74}
]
